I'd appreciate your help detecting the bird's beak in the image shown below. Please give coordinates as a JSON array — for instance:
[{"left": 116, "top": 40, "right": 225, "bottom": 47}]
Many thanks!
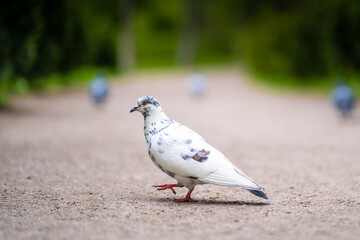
[{"left": 130, "top": 106, "right": 139, "bottom": 113}]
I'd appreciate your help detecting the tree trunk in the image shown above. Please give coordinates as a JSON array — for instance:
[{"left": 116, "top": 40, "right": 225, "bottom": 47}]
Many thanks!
[
  {"left": 176, "top": 0, "right": 201, "bottom": 65},
  {"left": 117, "top": 0, "right": 136, "bottom": 71}
]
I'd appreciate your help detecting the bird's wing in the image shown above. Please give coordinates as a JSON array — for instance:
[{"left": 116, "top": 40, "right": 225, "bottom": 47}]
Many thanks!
[{"left": 151, "top": 122, "right": 263, "bottom": 191}]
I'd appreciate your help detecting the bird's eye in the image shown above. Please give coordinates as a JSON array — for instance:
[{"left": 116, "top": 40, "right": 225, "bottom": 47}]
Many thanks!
[{"left": 143, "top": 100, "right": 148, "bottom": 105}]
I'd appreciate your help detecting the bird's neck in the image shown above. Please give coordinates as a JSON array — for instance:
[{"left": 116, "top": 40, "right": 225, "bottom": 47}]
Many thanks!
[
  {"left": 143, "top": 110, "right": 173, "bottom": 138},
  {"left": 144, "top": 110, "right": 170, "bottom": 128}
]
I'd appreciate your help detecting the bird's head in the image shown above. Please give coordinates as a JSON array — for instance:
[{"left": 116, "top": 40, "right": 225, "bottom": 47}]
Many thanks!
[
  {"left": 130, "top": 96, "right": 162, "bottom": 118},
  {"left": 335, "top": 77, "right": 346, "bottom": 86}
]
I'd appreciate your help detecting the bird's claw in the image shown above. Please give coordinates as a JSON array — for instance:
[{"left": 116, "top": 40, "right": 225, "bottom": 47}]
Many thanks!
[
  {"left": 156, "top": 187, "right": 176, "bottom": 194},
  {"left": 153, "top": 184, "right": 180, "bottom": 194},
  {"left": 174, "top": 197, "right": 196, "bottom": 202}
]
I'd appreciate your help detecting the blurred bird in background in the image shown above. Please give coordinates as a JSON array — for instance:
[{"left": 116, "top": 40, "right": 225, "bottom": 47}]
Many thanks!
[
  {"left": 332, "top": 78, "right": 355, "bottom": 117},
  {"left": 90, "top": 70, "right": 108, "bottom": 106},
  {"left": 186, "top": 73, "right": 207, "bottom": 98}
]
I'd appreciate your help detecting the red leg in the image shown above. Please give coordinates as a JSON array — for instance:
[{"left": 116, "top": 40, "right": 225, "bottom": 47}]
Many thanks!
[
  {"left": 153, "top": 184, "right": 183, "bottom": 194},
  {"left": 175, "top": 187, "right": 195, "bottom": 202}
]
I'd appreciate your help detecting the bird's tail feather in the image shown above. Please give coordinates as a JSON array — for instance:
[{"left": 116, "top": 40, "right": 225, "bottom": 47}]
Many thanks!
[{"left": 246, "top": 189, "right": 269, "bottom": 199}]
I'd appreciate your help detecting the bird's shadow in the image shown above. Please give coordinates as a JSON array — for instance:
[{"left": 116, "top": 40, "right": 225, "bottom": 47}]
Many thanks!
[{"left": 147, "top": 197, "right": 270, "bottom": 206}]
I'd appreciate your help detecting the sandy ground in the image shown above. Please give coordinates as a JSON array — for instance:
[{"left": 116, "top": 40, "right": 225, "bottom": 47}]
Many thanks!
[{"left": 1, "top": 69, "right": 360, "bottom": 240}]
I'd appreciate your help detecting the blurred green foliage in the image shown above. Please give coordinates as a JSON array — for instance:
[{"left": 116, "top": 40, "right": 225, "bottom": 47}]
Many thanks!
[
  {"left": 0, "top": 0, "right": 118, "bottom": 106},
  {"left": 1, "top": 0, "right": 360, "bottom": 106},
  {"left": 236, "top": 0, "right": 360, "bottom": 77}
]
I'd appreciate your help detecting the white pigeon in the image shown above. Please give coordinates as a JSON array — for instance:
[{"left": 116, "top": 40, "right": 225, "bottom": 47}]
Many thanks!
[{"left": 130, "top": 96, "right": 268, "bottom": 202}]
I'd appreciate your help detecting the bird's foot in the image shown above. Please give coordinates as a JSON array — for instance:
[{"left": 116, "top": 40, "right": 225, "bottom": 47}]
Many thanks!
[
  {"left": 153, "top": 184, "right": 183, "bottom": 194},
  {"left": 175, "top": 196, "right": 196, "bottom": 202},
  {"left": 174, "top": 187, "right": 195, "bottom": 202}
]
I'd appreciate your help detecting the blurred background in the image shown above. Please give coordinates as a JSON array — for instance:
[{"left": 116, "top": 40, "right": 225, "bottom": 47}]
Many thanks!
[{"left": 1, "top": 0, "right": 360, "bottom": 106}]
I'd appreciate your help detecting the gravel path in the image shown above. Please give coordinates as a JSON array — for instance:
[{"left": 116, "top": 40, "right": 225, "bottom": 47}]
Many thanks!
[{"left": 1, "top": 69, "right": 359, "bottom": 240}]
